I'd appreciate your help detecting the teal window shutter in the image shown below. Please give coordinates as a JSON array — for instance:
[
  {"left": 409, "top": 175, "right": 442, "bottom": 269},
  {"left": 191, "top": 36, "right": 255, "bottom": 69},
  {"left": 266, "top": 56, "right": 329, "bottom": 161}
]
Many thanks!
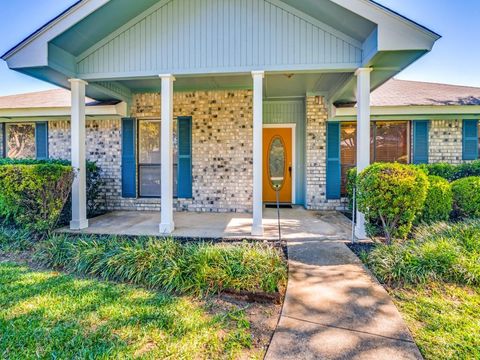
[
  {"left": 35, "top": 122, "right": 49, "bottom": 160},
  {"left": 413, "top": 120, "right": 429, "bottom": 164},
  {"left": 122, "top": 118, "right": 137, "bottom": 198},
  {"left": 326, "top": 122, "right": 341, "bottom": 200},
  {"left": 463, "top": 119, "right": 479, "bottom": 160},
  {"left": 177, "top": 116, "right": 192, "bottom": 198}
]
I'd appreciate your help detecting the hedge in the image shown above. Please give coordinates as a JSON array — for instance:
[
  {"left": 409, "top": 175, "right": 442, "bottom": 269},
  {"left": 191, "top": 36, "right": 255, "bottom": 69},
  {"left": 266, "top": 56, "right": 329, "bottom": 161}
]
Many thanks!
[
  {"left": 0, "top": 164, "right": 74, "bottom": 232},
  {"left": 0, "top": 159, "right": 104, "bottom": 221},
  {"left": 417, "top": 175, "right": 453, "bottom": 224},
  {"left": 451, "top": 177, "right": 480, "bottom": 219},
  {"left": 356, "top": 163, "right": 428, "bottom": 243},
  {"left": 419, "top": 160, "right": 480, "bottom": 181}
]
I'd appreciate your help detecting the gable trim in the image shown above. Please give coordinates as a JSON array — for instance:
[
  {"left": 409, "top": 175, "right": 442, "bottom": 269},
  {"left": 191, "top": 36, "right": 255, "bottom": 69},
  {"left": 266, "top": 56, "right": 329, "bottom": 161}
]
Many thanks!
[
  {"left": 1, "top": 0, "right": 109, "bottom": 61},
  {"left": 76, "top": 0, "right": 173, "bottom": 63}
]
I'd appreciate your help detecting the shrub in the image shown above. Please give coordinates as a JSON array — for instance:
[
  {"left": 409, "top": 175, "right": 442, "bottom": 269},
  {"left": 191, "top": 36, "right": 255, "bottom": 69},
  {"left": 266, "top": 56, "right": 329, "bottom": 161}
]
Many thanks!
[
  {"left": 35, "top": 235, "right": 287, "bottom": 295},
  {"left": 417, "top": 162, "right": 457, "bottom": 181},
  {"left": 346, "top": 167, "right": 357, "bottom": 211},
  {"left": 451, "top": 177, "right": 480, "bottom": 219},
  {"left": 0, "top": 164, "right": 74, "bottom": 232},
  {"left": 357, "top": 163, "right": 429, "bottom": 243},
  {"left": 363, "top": 221, "right": 480, "bottom": 286},
  {"left": 0, "top": 159, "right": 104, "bottom": 221},
  {"left": 454, "top": 160, "right": 480, "bottom": 180},
  {"left": 60, "top": 161, "right": 105, "bottom": 224},
  {"left": 417, "top": 176, "right": 453, "bottom": 224}
]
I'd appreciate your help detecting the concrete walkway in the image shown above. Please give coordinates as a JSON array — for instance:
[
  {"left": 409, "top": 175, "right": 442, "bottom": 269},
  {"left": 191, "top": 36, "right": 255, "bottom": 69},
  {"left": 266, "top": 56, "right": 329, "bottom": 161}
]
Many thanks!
[{"left": 265, "top": 240, "right": 422, "bottom": 360}]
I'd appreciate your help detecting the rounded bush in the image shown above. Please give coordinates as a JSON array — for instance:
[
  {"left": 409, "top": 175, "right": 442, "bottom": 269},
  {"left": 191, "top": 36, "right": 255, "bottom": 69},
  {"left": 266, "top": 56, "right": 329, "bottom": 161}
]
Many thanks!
[
  {"left": 357, "top": 163, "right": 428, "bottom": 243},
  {"left": 451, "top": 177, "right": 480, "bottom": 218},
  {"left": 417, "top": 175, "right": 453, "bottom": 224}
]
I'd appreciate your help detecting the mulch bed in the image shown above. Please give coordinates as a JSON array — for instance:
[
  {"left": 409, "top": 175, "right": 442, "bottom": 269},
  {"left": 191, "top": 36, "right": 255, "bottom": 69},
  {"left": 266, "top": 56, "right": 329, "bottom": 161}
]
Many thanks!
[{"left": 346, "top": 242, "right": 377, "bottom": 257}]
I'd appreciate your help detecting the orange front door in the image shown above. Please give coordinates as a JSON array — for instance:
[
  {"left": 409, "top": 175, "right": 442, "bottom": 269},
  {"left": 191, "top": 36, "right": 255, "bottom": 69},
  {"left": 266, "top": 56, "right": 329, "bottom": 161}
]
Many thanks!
[{"left": 263, "top": 127, "right": 293, "bottom": 203}]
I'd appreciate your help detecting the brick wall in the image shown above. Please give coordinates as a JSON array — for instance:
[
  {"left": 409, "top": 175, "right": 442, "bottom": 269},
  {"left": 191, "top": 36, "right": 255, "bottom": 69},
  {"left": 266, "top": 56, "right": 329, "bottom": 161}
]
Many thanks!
[
  {"left": 49, "top": 90, "right": 254, "bottom": 213},
  {"left": 429, "top": 119, "right": 463, "bottom": 164},
  {"left": 304, "top": 95, "right": 341, "bottom": 210}
]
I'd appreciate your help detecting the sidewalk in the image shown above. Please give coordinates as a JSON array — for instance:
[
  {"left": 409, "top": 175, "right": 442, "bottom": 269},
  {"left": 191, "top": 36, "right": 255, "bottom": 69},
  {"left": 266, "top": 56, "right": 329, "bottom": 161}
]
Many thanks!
[{"left": 265, "top": 240, "right": 422, "bottom": 360}]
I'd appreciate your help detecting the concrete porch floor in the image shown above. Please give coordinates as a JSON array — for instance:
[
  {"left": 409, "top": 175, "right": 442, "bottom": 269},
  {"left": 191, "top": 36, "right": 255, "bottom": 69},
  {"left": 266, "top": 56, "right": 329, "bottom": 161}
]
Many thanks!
[{"left": 63, "top": 207, "right": 352, "bottom": 241}]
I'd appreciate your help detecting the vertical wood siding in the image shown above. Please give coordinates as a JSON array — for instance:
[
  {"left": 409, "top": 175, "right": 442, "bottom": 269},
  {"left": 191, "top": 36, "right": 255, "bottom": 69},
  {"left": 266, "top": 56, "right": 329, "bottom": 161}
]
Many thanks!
[
  {"left": 76, "top": 0, "right": 362, "bottom": 77},
  {"left": 264, "top": 99, "right": 305, "bottom": 205}
]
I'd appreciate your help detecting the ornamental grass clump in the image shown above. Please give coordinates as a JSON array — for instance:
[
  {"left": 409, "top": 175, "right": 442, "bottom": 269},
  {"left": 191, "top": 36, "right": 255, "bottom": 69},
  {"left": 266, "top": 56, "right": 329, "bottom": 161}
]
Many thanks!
[
  {"left": 356, "top": 163, "right": 429, "bottom": 243},
  {"left": 362, "top": 220, "right": 480, "bottom": 286},
  {"left": 35, "top": 235, "right": 287, "bottom": 296}
]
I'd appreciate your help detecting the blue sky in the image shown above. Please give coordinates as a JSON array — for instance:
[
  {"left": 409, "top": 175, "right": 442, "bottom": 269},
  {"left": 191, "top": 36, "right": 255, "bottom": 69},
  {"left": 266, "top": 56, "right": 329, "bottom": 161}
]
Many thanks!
[{"left": 0, "top": 0, "right": 479, "bottom": 96}]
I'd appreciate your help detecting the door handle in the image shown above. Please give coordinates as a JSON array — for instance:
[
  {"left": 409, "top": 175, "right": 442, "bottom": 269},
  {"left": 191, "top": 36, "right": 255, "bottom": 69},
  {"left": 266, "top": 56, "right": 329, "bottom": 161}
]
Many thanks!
[{"left": 288, "top": 165, "right": 292, "bottom": 177}]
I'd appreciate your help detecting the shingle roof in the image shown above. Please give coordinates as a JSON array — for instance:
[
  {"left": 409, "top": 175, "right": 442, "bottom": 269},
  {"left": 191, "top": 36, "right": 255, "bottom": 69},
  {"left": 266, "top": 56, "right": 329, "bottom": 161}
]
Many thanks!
[
  {"left": 371, "top": 79, "right": 480, "bottom": 107},
  {"left": 0, "top": 88, "right": 109, "bottom": 109}
]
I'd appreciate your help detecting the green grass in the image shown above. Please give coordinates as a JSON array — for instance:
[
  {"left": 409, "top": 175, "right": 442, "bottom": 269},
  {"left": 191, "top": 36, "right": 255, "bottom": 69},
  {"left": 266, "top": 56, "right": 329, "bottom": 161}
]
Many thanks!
[
  {"left": 35, "top": 234, "right": 287, "bottom": 296},
  {"left": 0, "top": 262, "right": 256, "bottom": 359},
  {"left": 388, "top": 283, "right": 480, "bottom": 360},
  {"left": 359, "top": 220, "right": 480, "bottom": 360}
]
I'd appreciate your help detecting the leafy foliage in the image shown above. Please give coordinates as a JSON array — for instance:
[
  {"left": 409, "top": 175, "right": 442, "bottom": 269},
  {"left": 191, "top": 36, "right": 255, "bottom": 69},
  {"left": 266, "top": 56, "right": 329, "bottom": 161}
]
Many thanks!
[
  {"left": 0, "top": 225, "right": 34, "bottom": 252},
  {"left": 0, "top": 164, "right": 74, "bottom": 232},
  {"left": 418, "top": 160, "right": 480, "bottom": 181},
  {"left": 362, "top": 221, "right": 480, "bottom": 286},
  {"left": 345, "top": 167, "right": 357, "bottom": 211},
  {"left": 451, "top": 177, "right": 480, "bottom": 219},
  {"left": 35, "top": 235, "right": 287, "bottom": 295},
  {"left": 417, "top": 162, "right": 457, "bottom": 181},
  {"left": 356, "top": 163, "right": 429, "bottom": 243},
  {"left": 417, "top": 176, "right": 453, "bottom": 224},
  {"left": 0, "top": 158, "right": 105, "bottom": 221}
]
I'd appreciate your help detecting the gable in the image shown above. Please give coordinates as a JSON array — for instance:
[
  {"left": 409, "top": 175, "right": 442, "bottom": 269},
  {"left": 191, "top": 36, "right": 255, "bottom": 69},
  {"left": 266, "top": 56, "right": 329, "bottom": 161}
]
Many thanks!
[{"left": 75, "top": 0, "right": 363, "bottom": 78}]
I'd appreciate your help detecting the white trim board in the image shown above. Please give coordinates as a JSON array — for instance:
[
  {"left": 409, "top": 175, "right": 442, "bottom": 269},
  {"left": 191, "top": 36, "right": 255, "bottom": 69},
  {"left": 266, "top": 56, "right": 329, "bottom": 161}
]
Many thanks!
[{"left": 263, "top": 123, "right": 296, "bottom": 205}]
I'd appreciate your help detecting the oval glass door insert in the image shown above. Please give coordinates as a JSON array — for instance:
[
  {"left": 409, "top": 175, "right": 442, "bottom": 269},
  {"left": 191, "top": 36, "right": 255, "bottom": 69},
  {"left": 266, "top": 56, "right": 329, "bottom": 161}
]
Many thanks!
[{"left": 268, "top": 136, "right": 286, "bottom": 190}]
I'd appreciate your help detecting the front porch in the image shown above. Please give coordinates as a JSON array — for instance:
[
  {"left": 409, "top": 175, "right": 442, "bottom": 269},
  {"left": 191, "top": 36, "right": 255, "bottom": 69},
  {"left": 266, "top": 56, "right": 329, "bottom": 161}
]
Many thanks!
[{"left": 63, "top": 208, "right": 352, "bottom": 241}]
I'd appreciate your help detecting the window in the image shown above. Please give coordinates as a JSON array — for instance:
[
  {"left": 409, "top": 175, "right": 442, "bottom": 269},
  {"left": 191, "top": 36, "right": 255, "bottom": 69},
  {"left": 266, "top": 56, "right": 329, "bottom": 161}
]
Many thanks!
[
  {"left": 5, "top": 123, "right": 36, "bottom": 159},
  {"left": 340, "top": 121, "right": 410, "bottom": 194},
  {"left": 138, "top": 119, "right": 178, "bottom": 197}
]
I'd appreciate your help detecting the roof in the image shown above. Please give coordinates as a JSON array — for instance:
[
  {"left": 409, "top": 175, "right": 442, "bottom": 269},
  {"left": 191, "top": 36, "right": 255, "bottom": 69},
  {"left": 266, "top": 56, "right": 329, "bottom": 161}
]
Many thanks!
[
  {"left": 371, "top": 79, "right": 480, "bottom": 107},
  {"left": 0, "top": 89, "right": 116, "bottom": 109}
]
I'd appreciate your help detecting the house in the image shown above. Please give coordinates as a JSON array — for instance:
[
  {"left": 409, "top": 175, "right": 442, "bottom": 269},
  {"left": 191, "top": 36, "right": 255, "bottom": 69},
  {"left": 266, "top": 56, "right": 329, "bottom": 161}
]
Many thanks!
[{"left": 0, "top": 0, "right": 443, "bottom": 238}]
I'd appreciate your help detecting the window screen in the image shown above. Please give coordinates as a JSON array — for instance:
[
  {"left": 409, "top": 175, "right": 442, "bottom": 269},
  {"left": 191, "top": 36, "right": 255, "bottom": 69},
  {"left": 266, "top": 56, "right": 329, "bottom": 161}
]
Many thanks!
[
  {"left": 5, "top": 123, "right": 36, "bottom": 159},
  {"left": 138, "top": 119, "right": 178, "bottom": 197},
  {"left": 340, "top": 121, "right": 409, "bottom": 195}
]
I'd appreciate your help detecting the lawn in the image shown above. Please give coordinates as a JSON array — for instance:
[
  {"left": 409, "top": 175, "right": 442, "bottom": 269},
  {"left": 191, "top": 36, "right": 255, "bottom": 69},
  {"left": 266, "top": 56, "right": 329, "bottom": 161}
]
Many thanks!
[
  {"left": 0, "top": 261, "right": 277, "bottom": 359},
  {"left": 356, "top": 220, "right": 480, "bottom": 360},
  {"left": 388, "top": 283, "right": 480, "bottom": 360}
]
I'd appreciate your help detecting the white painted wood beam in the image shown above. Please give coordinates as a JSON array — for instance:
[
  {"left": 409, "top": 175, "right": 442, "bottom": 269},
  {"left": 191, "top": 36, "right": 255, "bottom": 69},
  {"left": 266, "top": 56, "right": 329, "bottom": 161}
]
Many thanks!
[
  {"left": 69, "top": 78, "right": 89, "bottom": 230},
  {"left": 252, "top": 71, "right": 265, "bottom": 236},
  {"left": 354, "top": 68, "right": 372, "bottom": 240},
  {"left": 159, "top": 74, "right": 175, "bottom": 234}
]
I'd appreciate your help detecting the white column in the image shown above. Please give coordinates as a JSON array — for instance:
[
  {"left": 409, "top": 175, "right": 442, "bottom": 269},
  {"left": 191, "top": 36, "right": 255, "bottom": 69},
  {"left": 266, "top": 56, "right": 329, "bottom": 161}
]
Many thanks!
[
  {"left": 355, "top": 68, "right": 372, "bottom": 239},
  {"left": 69, "top": 79, "right": 89, "bottom": 230},
  {"left": 252, "top": 71, "right": 265, "bottom": 236},
  {"left": 159, "top": 74, "right": 176, "bottom": 234}
]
